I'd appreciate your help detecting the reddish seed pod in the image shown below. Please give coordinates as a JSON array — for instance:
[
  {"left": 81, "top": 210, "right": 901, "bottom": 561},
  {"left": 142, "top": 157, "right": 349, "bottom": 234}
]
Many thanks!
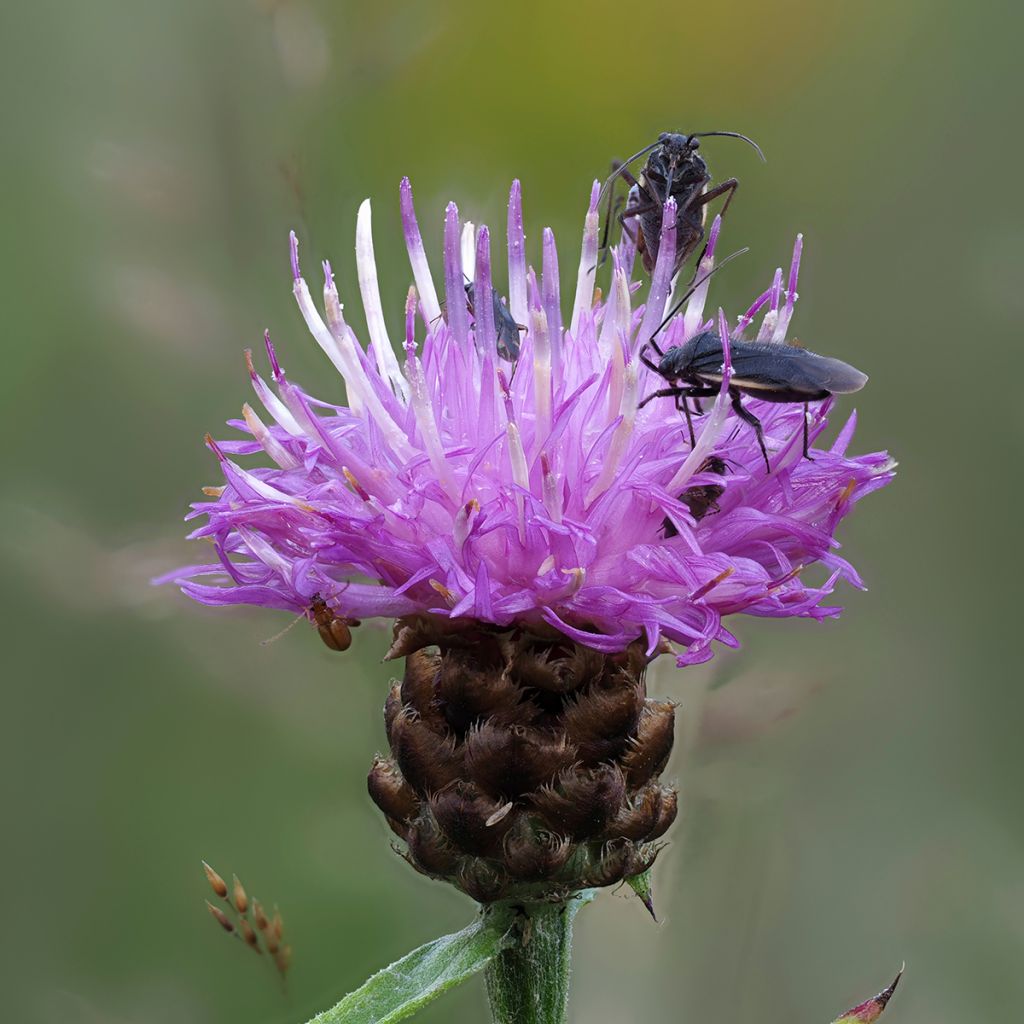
[
  {"left": 232, "top": 875, "right": 248, "bottom": 915},
  {"left": 239, "top": 918, "right": 261, "bottom": 952},
  {"left": 206, "top": 901, "right": 234, "bottom": 933},
  {"left": 202, "top": 861, "right": 228, "bottom": 899},
  {"left": 252, "top": 899, "right": 270, "bottom": 933}
]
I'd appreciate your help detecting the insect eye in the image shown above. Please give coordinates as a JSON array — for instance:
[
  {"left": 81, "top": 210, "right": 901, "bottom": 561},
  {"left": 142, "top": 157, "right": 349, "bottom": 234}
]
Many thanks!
[
  {"left": 689, "top": 137, "right": 700, "bottom": 150},
  {"left": 658, "top": 132, "right": 670, "bottom": 142}
]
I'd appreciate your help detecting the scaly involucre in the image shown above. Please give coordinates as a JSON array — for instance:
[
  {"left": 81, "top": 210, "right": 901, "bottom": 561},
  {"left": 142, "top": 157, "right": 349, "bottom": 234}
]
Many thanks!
[{"left": 166, "top": 179, "right": 893, "bottom": 665}]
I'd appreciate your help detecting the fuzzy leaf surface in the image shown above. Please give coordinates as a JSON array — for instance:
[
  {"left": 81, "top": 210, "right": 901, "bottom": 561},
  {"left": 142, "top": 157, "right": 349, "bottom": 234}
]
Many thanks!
[{"left": 305, "top": 911, "right": 514, "bottom": 1024}]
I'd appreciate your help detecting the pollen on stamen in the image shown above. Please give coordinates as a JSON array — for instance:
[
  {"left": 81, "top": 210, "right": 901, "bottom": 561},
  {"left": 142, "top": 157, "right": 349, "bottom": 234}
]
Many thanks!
[
  {"left": 342, "top": 467, "right": 370, "bottom": 501},
  {"left": 768, "top": 565, "right": 805, "bottom": 593},
  {"left": 835, "top": 478, "right": 858, "bottom": 509},
  {"left": 691, "top": 567, "right": 735, "bottom": 602},
  {"left": 562, "top": 567, "right": 586, "bottom": 595}
]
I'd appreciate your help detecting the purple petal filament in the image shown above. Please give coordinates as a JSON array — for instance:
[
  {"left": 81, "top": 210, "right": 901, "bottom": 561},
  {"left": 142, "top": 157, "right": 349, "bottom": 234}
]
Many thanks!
[{"left": 166, "top": 181, "right": 894, "bottom": 666}]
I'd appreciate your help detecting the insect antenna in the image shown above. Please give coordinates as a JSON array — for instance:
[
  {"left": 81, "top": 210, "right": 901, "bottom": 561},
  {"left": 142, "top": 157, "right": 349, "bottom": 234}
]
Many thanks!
[
  {"left": 691, "top": 131, "right": 766, "bottom": 162},
  {"left": 596, "top": 140, "right": 662, "bottom": 208},
  {"left": 260, "top": 610, "right": 307, "bottom": 646},
  {"left": 649, "top": 247, "right": 750, "bottom": 341}
]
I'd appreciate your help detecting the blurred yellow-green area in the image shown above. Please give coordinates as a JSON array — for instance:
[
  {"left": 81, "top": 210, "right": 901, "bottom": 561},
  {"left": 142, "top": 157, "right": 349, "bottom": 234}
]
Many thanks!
[{"left": 2, "top": 1, "right": 1021, "bottom": 1022}]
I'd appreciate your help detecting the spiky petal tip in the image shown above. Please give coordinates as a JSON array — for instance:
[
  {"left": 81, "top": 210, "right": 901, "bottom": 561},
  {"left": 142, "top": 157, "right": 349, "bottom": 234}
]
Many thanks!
[{"left": 163, "top": 179, "right": 893, "bottom": 665}]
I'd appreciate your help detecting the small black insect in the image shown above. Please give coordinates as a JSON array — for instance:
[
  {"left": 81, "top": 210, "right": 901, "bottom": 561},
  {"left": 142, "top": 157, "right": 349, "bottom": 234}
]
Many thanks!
[
  {"left": 465, "top": 282, "right": 524, "bottom": 362},
  {"left": 639, "top": 330, "right": 868, "bottom": 472},
  {"left": 600, "top": 131, "right": 764, "bottom": 277},
  {"left": 661, "top": 455, "right": 729, "bottom": 537}
]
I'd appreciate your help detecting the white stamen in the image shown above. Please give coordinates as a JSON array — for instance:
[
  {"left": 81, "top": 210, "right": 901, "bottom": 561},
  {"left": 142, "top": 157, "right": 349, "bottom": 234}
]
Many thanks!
[
  {"left": 561, "top": 567, "right": 586, "bottom": 596},
  {"left": 322, "top": 264, "right": 363, "bottom": 415},
  {"left": 507, "top": 182, "right": 528, "bottom": 328},
  {"left": 757, "top": 267, "right": 783, "bottom": 342},
  {"left": 292, "top": 273, "right": 414, "bottom": 459},
  {"left": 666, "top": 309, "right": 734, "bottom": 492},
  {"left": 242, "top": 403, "right": 300, "bottom": 469},
  {"left": 586, "top": 363, "right": 637, "bottom": 505},
  {"left": 400, "top": 182, "right": 442, "bottom": 324},
  {"left": 248, "top": 361, "right": 303, "bottom": 436},
  {"left": 453, "top": 498, "right": 480, "bottom": 549},
  {"left": 404, "top": 352, "right": 458, "bottom": 502},
  {"left": 683, "top": 251, "right": 714, "bottom": 338},
  {"left": 506, "top": 420, "right": 529, "bottom": 542},
  {"left": 531, "top": 304, "right": 552, "bottom": 448},
  {"left": 238, "top": 525, "right": 298, "bottom": 577},
  {"left": 598, "top": 264, "right": 630, "bottom": 361},
  {"left": 356, "top": 200, "right": 409, "bottom": 400},
  {"left": 570, "top": 180, "right": 601, "bottom": 337},
  {"left": 541, "top": 452, "right": 562, "bottom": 524},
  {"left": 461, "top": 221, "right": 476, "bottom": 284}
]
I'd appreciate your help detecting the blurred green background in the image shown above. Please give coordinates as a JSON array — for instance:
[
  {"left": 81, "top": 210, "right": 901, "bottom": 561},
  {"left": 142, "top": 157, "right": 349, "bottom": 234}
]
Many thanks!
[{"left": 2, "top": 1, "right": 1021, "bottom": 1021}]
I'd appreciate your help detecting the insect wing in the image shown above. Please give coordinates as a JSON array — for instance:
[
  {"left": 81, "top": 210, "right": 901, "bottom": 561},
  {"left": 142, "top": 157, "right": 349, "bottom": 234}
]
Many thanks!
[
  {"left": 692, "top": 339, "right": 867, "bottom": 397},
  {"left": 492, "top": 293, "right": 522, "bottom": 361},
  {"left": 801, "top": 351, "right": 868, "bottom": 394}
]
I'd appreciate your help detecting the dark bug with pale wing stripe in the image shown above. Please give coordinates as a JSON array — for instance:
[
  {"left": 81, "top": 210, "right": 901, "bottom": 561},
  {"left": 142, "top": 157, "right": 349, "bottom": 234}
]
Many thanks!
[{"left": 639, "top": 330, "right": 868, "bottom": 472}]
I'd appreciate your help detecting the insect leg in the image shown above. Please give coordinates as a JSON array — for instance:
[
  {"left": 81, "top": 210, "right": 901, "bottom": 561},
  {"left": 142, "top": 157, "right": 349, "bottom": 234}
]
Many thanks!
[
  {"left": 676, "top": 174, "right": 711, "bottom": 215},
  {"left": 730, "top": 388, "right": 771, "bottom": 472},
  {"left": 616, "top": 162, "right": 640, "bottom": 190},
  {"left": 598, "top": 194, "right": 624, "bottom": 266},
  {"left": 638, "top": 346, "right": 662, "bottom": 373},
  {"left": 678, "top": 393, "right": 696, "bottom": 446},
  {"left": 801, "top": 401, "right": 814, "bottom": 461},
  {"left": 617, "top": 190, "right": 659, "bottom": 248},
  {"left": 638, "top": 386, "right": 691, "bottom": 410},
  {"left": 600, "top": 161, "right": 643, "bottom": 259},
  {"left": 695, "top": 177, "right": 739, "bottom": 216},
  {"left": 618, "top": 209, "right": 641, "bottom": 247}
]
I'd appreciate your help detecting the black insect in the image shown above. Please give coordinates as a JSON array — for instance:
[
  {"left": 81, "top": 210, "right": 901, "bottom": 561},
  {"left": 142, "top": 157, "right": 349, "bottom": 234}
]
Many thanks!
[
  {"left": 661, "top": 456, "right": 729, "bottom": 537},
  {"left": 600, "top": 131, "right": 764, "bottom": 277},
  {"left": 465, "top": 282, "right": 524, "bottom": 362},
  {"left": 639, "top": 331, "right": 868, "bottom": 472}
]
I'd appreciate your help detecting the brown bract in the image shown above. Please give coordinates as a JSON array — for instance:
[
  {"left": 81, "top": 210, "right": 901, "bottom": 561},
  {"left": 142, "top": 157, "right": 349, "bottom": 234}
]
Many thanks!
[{"left": 367, "top": 618, "right": 678, "bottom": 902}]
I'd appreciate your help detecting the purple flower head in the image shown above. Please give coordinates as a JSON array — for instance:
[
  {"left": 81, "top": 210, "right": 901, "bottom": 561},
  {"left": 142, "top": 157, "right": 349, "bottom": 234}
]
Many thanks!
[{"left": 164, "top": 179, "right": 893, "bottom": 666}]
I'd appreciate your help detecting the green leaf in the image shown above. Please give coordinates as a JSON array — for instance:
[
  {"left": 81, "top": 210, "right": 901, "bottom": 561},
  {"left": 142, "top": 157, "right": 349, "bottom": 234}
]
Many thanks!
[
  {"left": 831, "top": 966, "right": 904, "bottom": 1023},
  {"left": 626, "top": 870, "right": 656, "bottom": 920},
  {"left": 305, "top": 910, "right": 515, "bottom": 1024}
]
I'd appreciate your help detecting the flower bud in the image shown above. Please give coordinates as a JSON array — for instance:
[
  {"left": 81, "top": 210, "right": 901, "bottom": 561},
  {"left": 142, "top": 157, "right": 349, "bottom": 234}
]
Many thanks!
[{"left": 369, "top": 621, "right": 680, "bottom": 902}]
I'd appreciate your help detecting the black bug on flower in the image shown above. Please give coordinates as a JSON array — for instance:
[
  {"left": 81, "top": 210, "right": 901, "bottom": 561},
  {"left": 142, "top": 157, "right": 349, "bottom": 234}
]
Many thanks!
[
  {"left": 600, "top": 130, "right": 764, "bottom": 276},
  {"left": 464, "top": 282, "right": 524, "bottom": 362},
  {"left": 164, "top": 180, "right": 892, "bottom": 668},
  {"left": 639, "top": 326, "right": 868, "bottom": 471}
]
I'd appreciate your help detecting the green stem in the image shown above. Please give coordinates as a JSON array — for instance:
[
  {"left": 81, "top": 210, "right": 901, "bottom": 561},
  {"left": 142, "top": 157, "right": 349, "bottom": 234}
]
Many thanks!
[{"left": 483, "top": 892, "right": 592, "bottom": 1024}]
